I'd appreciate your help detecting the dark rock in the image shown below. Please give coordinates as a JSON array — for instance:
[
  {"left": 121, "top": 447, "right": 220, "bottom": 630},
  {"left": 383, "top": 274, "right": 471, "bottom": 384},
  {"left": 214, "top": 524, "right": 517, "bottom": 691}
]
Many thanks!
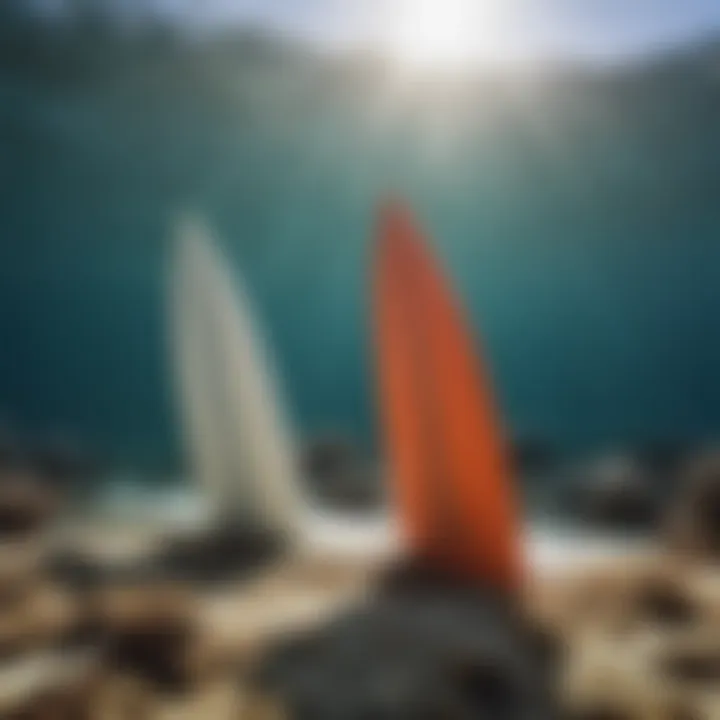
[
  {"left": 45, "top": 551, "right": 122, "bottom": 592},
  {"left": 27, "top": 439, "right": 101, "bottom": 496},
  {"left": 156, "top": 523, "right": 284, "bottom": 586},
  {"left": 91, "top": 585, "right": 199, "bottom": 693},
  {"left": 634, "top": 440, "right": 691, "bottom": 481},
  {"left": 511, "top": 438, "right": 560, "bottom": 478},
  {"left": 0, "top": 473, "right": 59, "bottom": 539},
  {"left": 106, "top": 616, "right": 195, "bottom": 693},
  {"left": 46, "top": 548, "right": 172, "bottom": 597},
  {"left": 660, "top": 650, "right": 720, "bottom": 684},
  {"left": 631, "top": 578, "right": 698, "bottom": 627},
  {"left": 664, "top": 451, "right": 720, "bottom": 559},
  {"left": 46, "top": 551, "right": 105, "bottom": 592},
  {"left": 301, "top": 437, "right": 382, "bottom": 511},
  {"left": 256, "top": 566, "right": 560, "bottom": 719},
  {"left": 565, "top": 455, "right": 660, "bottom": 532}
]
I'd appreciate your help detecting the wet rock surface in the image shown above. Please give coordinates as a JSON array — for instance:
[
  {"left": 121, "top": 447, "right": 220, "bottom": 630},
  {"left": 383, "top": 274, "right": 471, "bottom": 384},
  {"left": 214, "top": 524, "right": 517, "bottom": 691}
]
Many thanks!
[{"left": 258, "top": 566, "right": 559, "bottom": 720}]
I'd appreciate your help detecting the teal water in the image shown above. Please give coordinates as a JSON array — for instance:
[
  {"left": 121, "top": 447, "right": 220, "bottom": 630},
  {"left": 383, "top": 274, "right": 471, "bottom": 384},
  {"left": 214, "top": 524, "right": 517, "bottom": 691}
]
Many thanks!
[{"left": 2, "top": 33, "right": 720, "bottom": 473}]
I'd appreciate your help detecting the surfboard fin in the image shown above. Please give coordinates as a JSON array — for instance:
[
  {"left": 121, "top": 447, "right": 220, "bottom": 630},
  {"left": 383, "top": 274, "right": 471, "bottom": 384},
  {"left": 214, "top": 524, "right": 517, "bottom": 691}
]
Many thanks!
[
  {"left": 171, "top": 215, "right": 304, "bottom": 541},
  {"left": 373, "top": 200, "right": 523, "bottom": 594}
]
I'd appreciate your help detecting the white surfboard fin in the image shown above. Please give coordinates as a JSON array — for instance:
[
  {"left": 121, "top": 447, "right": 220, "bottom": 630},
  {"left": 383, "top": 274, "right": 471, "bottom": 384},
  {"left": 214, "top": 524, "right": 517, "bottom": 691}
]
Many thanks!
[{"left": 170, "top": 214, "right": 305, "bottom": 541}]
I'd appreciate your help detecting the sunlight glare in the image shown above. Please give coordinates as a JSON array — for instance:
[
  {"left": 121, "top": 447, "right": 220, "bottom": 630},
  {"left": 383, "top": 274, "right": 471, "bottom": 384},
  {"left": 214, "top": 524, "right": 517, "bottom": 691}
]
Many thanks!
[{"left": 390, "top": 0, "right": 502, "bottom": 70}]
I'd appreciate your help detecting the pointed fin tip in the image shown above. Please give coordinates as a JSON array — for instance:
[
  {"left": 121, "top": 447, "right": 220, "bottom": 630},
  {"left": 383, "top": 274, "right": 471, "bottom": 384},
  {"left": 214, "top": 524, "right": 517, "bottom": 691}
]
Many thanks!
[
  {"left": 376, "top": 196, "right": 416, "bottom": 248},
  {"left": 174, "top": 212, "right": 212, "bottom": 261}
]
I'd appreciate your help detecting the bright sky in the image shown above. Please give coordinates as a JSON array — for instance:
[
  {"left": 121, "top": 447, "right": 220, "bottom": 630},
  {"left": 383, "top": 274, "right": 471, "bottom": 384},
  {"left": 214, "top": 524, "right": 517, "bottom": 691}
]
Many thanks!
[{"left": 34, "top": 0, "right": 720, "bottom": 64}]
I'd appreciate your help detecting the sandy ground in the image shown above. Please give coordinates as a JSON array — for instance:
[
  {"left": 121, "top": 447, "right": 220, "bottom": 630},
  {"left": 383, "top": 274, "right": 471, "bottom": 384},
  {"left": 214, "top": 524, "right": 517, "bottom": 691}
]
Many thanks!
[{"left": 0, "top": 518, "right": 718, "bottom": 719}]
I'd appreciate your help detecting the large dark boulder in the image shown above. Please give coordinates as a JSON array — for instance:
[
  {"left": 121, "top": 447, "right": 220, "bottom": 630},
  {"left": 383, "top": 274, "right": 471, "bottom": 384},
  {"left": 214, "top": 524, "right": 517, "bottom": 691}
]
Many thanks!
[{"left": 256, "top": 566, "right": 560, "bottom": 720}]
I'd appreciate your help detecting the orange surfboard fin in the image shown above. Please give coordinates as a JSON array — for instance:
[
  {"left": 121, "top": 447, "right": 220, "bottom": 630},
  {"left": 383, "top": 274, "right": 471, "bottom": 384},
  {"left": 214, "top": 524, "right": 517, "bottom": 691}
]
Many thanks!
[{"left": 373, "top": 200, "right": 523, "bottom": 594}]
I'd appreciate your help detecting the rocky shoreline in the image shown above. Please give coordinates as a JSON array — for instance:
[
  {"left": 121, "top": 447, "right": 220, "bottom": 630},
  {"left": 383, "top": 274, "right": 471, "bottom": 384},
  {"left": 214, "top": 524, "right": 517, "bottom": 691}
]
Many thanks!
[{"left": 0, "top": 445, "right": 718, "bottom": 718}]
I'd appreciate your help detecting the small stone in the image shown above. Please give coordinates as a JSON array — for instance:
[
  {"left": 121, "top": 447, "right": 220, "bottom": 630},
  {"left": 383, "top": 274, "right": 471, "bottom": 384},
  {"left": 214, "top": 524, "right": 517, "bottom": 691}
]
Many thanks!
[
  {"left": 91, "top": 584, "right": 200, "bottom": 693},
  {"left": 301, "top": 438, "right": 382, "bottom": 511},
  {"left": 157, "top": 524, "right": 284, "bottom": 585},
  {"left": 565, "top": 455, "right": 660, "bottom": 532},
  {"left": 661, "top": 650, "right": 720, "bottom": 685},
  {"left": 511, "top": 437, "right": 559, "bottom": 478},
  {"left": 664, "top": 450, "right": 720, "bottom": 560},
  {"left": 0, "top": 473, "right": 58, "bottom": 540}
]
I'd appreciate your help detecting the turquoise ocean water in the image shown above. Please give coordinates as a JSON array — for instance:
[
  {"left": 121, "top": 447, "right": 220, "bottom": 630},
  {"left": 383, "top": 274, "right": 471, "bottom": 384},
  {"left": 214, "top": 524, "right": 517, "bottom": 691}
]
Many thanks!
[{"left": 2, "top": 29, "right": 720, "bottom": 476}]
